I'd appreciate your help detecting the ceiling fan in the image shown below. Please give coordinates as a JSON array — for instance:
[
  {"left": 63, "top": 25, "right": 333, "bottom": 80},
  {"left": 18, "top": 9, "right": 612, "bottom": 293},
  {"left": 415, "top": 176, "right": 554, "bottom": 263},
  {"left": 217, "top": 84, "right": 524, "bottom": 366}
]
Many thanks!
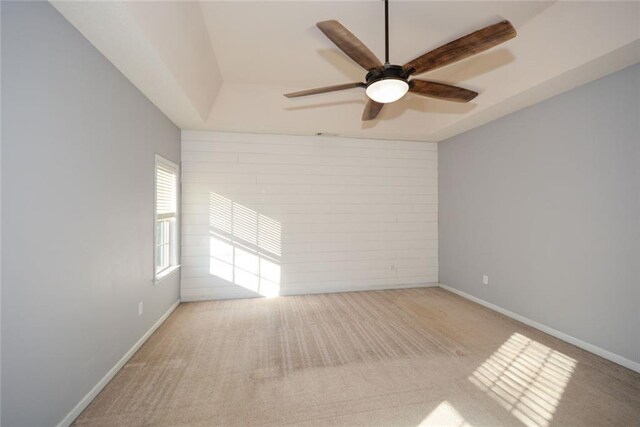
[{"left": 284, "top": 0, "right": 517, "bottom": 121}]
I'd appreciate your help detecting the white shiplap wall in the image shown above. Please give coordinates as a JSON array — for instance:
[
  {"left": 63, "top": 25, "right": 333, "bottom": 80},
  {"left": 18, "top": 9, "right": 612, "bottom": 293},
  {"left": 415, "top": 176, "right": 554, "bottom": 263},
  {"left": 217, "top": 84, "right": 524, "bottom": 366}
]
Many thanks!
[{"left": 181, "top": 130, "right": 438, "bottom": 301}]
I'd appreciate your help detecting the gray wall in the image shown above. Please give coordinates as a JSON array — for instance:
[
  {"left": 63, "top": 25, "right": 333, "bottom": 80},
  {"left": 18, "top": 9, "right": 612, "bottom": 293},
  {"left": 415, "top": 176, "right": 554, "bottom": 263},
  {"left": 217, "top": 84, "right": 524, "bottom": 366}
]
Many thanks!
[
  {"left": 1, "top": 2, "right": 180, "bottom": 426},
  {"left": 439, "top": 63, "right": 640, "bottom": 365}
]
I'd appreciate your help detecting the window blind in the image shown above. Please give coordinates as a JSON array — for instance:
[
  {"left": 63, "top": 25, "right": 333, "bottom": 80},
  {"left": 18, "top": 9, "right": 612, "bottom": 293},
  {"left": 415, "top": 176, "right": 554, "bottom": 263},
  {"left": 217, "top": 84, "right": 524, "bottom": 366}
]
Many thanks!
[{"left": 156, "top": 163, "right": 176, "bottom": 219}]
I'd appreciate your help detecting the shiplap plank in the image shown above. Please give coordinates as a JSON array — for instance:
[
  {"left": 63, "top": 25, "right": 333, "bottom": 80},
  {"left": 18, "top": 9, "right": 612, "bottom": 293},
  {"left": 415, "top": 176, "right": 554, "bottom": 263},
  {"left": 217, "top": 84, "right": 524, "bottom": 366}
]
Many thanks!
[
  {"left": 181, "top": 161, "right": 437, "bottom": 178},
  {"left": 182, "top": 192, "right": 438, "bottom": 205},
  {"left": 237, "top": 153, "right": 437, "bottom": 169},
  {"left": 182, "top": 214, "right": 436, "bottom": 233},
  {"left": 257, "top": 174, "right": 437, "bottom": 187},
  {"left": 180, "top": 248, "right": 440, "bottom": 264},
  {"left": 280, "top": 257, "right": 437, "bottom": 274},
  {"left": 182, "top": 130, "right": 437, "bottom": 151},
  {"left": 182, "top": 182, "right": 436, "bottom": 196},
  {"left": 181, "top": 142, "right": 438, "bottom": 160},
  {"left": 182, "top": 199, "right": 438, "bottom": 215}
]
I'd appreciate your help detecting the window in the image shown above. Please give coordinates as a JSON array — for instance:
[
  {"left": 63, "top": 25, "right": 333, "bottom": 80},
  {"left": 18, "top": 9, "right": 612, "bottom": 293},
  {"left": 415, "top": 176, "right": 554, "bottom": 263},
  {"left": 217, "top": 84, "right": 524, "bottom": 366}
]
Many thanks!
[{"left": 154, "top": 155, "right": 179, "bottom": 281}]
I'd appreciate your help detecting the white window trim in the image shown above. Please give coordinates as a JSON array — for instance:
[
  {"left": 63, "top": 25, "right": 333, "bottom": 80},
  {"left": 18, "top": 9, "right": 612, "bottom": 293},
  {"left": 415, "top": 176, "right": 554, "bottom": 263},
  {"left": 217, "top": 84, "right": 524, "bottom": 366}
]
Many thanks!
[{"left": 153, "top": 154, "right": 180, "bottom": 284}]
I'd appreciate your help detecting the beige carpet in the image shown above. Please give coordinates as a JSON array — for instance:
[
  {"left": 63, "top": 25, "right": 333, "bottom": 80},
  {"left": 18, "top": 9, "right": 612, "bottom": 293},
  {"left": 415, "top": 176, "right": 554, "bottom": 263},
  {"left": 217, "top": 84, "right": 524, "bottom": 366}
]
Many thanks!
[{"left": 73, "top": 288, "right": 640, "bottom": 426}]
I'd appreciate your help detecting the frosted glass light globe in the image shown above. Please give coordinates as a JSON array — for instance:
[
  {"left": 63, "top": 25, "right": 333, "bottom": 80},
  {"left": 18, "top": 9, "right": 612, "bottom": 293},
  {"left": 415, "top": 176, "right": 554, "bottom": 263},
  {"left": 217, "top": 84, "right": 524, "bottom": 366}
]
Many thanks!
[{"left": 366, "top": 78, "right": 409, "bottom": 103}]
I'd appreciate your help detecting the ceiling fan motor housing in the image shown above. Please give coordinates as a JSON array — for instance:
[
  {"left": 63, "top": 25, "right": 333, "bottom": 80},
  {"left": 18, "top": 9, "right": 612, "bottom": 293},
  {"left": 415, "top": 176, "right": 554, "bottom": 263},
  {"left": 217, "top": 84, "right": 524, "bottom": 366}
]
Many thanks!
[{"left": 365, "top": 64, "right": 410, "bottom": 86}]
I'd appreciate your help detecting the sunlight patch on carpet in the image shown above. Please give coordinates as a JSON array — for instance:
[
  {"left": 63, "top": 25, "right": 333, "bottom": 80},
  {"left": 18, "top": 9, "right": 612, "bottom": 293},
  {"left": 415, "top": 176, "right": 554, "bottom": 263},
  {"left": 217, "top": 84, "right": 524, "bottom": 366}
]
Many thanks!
[
  {"left": 469, "top": 333, "right": 576, "bottom": 427},
  {"left": 418, "top": 401, "right": 473, "bottom": 426}
]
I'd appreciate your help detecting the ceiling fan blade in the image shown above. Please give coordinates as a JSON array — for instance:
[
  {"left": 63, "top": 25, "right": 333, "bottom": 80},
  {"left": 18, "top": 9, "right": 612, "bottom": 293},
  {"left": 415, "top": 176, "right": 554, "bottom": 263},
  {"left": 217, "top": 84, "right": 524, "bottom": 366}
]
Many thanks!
[
  {"left": 317, "top": 20, "right": 383, "bottom": 71},
  {"left": 410, "top": 80, "right": 478, "bottom": 102},
  {"left": 284, "top": 82, "right": 365, "bottom": 98},
  {"left": 362, "top": 99, "right": 384, "bottom": 121},
  {"left": 403, "top": 20, "right": 516, "bottom": 76}
]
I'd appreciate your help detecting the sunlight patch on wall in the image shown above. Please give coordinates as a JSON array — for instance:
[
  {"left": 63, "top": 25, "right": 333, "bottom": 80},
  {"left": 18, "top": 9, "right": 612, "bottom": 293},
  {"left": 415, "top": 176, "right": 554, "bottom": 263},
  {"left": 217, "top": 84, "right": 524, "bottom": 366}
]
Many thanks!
[
  {"left": 418, "top": 401, "right": 473, "bottom": 426},
  {"left": 209, "top": 193, "right": 281, "bottom": 297},
  {"left": 469, "top": 333, "right": 576, "bottom": 427}
]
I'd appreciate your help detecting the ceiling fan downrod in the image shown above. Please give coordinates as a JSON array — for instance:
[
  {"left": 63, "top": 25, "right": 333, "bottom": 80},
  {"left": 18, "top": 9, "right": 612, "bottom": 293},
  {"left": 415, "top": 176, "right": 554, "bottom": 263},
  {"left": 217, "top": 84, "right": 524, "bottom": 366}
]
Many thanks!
[{"left": 384, "top": 0, "right": 390, "bottom": 64}]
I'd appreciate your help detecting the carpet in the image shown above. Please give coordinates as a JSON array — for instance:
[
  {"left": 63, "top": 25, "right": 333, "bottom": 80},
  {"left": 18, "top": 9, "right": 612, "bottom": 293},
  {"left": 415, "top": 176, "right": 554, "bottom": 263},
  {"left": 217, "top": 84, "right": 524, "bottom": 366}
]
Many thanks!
[{"left": 73, "top": 288, "right": 640, "bottom": 426}]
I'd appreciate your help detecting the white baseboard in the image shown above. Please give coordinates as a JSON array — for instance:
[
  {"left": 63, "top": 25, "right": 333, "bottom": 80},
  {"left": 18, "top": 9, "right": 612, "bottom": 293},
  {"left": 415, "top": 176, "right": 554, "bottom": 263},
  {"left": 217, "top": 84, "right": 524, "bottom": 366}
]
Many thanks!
[
  {"left": 57, "top": 299, "right": 181, "bottom": 427},
  {"left": 438, "top": 283, "right": 640, "bottom": 373}
]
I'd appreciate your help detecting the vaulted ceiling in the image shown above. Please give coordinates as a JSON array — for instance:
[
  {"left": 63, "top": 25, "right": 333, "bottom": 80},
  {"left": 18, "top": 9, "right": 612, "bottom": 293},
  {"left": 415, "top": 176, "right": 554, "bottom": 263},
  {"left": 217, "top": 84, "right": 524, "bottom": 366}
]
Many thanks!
[{"left": 52, "top": 1, "right": 639, "bottom": 142}]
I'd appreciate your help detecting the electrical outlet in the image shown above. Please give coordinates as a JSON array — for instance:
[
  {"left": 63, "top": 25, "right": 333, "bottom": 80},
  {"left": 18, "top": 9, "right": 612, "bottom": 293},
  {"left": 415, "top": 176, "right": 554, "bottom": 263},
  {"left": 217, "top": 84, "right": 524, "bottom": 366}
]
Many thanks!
[
  {"left": 483, "top": 275, "right": 489, "bottom": 285},
  {"left": 138, "top": 302, "right": 143, "bottom": 316}
]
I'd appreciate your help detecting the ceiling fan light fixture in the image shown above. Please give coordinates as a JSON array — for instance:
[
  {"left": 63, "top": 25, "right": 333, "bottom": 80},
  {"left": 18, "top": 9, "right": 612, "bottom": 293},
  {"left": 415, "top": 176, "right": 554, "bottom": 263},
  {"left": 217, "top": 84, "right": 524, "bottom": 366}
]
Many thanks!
[
  {"left": 366, "top": 78, "right": 409, "bottom": 103},
  {"left": 284, "top": 0, "right": 517, "bottom": 120}
]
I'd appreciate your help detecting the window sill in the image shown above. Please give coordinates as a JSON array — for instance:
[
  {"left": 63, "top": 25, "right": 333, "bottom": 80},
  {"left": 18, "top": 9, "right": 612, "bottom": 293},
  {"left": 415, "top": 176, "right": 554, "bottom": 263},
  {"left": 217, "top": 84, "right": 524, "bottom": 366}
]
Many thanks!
[{"left": 154, "top": 265, "right": 180, "bottom": 285}]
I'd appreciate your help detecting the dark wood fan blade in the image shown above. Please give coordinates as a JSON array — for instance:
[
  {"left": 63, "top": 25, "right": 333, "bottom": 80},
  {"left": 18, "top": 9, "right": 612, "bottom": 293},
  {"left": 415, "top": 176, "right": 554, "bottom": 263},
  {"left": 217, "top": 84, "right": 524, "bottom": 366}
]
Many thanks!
[
  {"left": 362, "top": 99, "right": 384, "bottom": 121},
  {"left": 410, "top": 80, "right": 478, "bottom": 102},
  {"left": 284, "top": 83, "right": 365, "bottom": 98},
  {"left": 317, "top": 20, "right": 383, "bottom": 71},
  {"left": 404, "top": 21, "right": 516, "bottom": 76}
]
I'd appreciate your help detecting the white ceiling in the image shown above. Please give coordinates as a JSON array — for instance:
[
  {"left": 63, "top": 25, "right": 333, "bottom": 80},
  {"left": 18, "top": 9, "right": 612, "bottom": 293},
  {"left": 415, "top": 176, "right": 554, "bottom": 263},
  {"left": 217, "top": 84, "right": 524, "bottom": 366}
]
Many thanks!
[{"left": 52, "top": 1, "right": 640, "bottom": 142}]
